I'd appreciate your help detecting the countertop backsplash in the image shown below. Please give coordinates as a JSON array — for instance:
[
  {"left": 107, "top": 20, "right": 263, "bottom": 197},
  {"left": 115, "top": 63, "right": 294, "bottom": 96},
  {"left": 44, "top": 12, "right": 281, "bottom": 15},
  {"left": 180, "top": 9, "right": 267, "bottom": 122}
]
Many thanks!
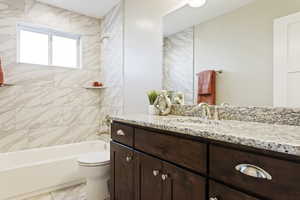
[{"left": 171, "top": 105, "right": 300, "bottom": 126}]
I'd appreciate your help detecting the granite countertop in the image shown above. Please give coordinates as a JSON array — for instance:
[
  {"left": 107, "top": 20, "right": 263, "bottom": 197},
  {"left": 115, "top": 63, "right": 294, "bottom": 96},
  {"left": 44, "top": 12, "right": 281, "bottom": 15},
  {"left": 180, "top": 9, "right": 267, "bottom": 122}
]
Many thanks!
[{"left": 111, "top": 114, "right": 300, "bottom": 156}]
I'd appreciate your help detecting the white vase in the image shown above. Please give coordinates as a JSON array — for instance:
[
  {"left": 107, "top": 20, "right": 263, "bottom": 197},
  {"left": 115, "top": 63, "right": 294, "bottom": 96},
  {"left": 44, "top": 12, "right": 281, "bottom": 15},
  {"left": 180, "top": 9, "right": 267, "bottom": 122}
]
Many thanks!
[{"left": 148, "top": 105, "right": 159, "bottom": 115}]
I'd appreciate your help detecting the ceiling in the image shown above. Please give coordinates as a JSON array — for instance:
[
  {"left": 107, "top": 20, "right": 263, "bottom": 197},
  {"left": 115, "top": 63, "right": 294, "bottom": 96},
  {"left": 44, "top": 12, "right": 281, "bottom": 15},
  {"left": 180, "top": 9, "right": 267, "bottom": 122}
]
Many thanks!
[
  {"left": 164, "top": 0, "right": 255, "bottom": 36},
  {"left": 37, "top": 0, "right": 120, "bottom": 18}
]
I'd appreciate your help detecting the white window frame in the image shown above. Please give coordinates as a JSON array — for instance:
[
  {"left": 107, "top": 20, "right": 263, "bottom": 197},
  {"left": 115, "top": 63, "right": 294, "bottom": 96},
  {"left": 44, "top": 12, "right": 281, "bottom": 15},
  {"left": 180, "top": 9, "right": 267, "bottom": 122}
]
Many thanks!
[{"left": 17, "top": 23, "right": 82, "bottom": 69}]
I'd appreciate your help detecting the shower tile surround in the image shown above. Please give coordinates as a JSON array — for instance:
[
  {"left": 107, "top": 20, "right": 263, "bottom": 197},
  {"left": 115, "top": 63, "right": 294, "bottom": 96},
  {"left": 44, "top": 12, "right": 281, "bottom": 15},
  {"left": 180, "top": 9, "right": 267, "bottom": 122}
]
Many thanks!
[
  {"left": 99, "top": 1, "right": 124, "bottom": 127},
  {"left": 0, "top": 0, "right": 119, "bottom": 154}
]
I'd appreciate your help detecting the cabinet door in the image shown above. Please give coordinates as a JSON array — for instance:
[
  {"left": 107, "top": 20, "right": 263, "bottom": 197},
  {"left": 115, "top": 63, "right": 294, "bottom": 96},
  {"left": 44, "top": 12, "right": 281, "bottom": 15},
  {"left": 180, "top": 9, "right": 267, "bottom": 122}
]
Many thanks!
[
  {"left": 111, "top": 142, "right": 135, "bottom": 200},
  {"left": 162, "top": 162, "right": 206, "bottom": 200},
  {"left": 135, "top": 152, "right": 163, "bottom": 200},
  {"left": 209, "top": 181, "right": 260, "bottom": 200}
]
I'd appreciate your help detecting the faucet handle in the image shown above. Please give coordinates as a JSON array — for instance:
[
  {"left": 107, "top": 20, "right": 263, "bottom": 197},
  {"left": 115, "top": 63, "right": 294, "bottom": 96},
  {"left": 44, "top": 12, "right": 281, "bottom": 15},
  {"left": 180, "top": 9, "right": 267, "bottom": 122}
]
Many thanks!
[{"left": 213, "top": 106, "right": 219, "bottom": 120}]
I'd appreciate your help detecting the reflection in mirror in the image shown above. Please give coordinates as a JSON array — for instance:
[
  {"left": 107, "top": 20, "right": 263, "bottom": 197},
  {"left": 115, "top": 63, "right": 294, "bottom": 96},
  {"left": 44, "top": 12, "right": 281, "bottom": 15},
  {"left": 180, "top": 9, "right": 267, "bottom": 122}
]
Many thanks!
[
  {"left": 163, "top": 27, "right": 194, "bottom": 105},
  {"left": 163, "top": 0, "right": 300, "bottom": 107}
]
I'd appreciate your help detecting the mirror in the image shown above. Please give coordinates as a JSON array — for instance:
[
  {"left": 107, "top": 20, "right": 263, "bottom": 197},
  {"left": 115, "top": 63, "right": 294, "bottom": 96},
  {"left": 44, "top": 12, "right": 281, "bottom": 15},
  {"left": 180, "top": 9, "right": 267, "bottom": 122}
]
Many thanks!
[
  {"left": 163, "top": 25, "right": 194, "bottom": 105},
  {"left": 163, "top": 0, "right": 300, "bottom": 107}
]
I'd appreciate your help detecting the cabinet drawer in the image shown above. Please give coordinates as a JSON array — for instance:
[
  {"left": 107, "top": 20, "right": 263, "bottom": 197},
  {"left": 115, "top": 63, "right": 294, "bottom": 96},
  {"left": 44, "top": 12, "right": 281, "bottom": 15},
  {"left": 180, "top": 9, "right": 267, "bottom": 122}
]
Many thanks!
[
  {"left": 135, "top": 128, "right": 207, "bottom": 174},
  {"left": 111, "top": 123, "right": 134, "bottom": 147},
  {"left": 210, "top": 145, "right": 300, "bottom": 200},
  {"left": 209, "top": 181, "right": 260, "bottom": 200}
]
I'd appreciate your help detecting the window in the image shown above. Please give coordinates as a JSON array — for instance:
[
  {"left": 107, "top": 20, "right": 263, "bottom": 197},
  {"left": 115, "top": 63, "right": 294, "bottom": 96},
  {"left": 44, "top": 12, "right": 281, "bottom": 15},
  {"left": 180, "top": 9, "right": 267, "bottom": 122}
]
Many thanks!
[{"left": 17, "top": 24, "right": 81, "bottom": 68}]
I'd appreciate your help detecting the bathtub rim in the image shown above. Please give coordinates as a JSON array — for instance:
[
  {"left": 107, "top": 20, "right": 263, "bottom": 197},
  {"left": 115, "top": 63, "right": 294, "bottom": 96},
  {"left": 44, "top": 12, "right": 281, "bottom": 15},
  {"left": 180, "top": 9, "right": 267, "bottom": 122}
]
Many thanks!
[
  {"left": 0, "top": 140, "right": 109, "bottom": 171},
  {"left": 0, "top": 140, "right": 109, "bottom": 156}
]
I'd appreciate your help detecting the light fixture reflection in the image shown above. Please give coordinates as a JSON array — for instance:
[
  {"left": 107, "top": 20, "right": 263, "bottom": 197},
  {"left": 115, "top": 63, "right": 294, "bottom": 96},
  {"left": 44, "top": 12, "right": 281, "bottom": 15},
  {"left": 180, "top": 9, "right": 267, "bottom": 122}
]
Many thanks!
[{"left": 188, "top": 0, "right": 207, "bottom": 8}]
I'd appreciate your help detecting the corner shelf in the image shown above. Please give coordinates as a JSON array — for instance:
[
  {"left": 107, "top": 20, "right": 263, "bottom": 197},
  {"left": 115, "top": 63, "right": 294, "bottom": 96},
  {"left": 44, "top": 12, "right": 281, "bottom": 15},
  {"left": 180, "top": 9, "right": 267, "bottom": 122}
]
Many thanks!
[
  {"left": 83, "top": 86, "right": 107, "bottom": 89},
  {"left": 0, "top": 83, "right": 15, "bottom": 87}
]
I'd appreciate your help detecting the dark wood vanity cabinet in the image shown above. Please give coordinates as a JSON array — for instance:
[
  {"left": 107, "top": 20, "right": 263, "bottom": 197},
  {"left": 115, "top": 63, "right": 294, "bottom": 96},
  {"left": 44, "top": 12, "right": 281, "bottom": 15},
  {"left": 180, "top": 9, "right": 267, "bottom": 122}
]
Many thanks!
[
  {"left": 134, "top": 128, "right": 207, "bottom": 174},
  {"left": 111, "top": 122, "right": 300, "bottom": 200},
  {"left": 134, "top": 151, "right": 206, "bottom": 200},
  {"left": 111, "top": 143, "right": 206, "bottom": 200},
  {"left": 110, "top": 142, "right": 135, "bottom": 200}
]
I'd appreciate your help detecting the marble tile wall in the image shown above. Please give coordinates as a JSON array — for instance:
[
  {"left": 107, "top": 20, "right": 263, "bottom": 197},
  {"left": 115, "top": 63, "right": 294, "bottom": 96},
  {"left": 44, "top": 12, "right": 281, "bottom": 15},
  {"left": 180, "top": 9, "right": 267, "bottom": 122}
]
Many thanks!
[
  {"left": 0, "top": 0, "right": 103, "bottom": 153},
  {"left": 99, "top": 1, "right": 124, "bottom": 133},
  {"left": 163, "top": 28, "right": 194, "bottom": 104}
]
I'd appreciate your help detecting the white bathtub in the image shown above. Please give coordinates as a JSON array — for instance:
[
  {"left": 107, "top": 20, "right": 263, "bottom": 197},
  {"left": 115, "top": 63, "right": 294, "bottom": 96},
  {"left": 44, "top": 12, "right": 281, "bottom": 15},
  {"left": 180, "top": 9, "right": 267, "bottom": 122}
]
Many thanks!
[{"left": 0, "top": 141, "right": 110, "bottom": 200}]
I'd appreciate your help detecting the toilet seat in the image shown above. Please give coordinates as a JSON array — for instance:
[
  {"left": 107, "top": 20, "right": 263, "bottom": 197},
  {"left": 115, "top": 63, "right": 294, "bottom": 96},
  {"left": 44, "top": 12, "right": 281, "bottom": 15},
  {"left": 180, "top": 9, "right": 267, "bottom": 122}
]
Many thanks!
[{"left": 78, "top": 151, "right": 110, "bottom": 167}]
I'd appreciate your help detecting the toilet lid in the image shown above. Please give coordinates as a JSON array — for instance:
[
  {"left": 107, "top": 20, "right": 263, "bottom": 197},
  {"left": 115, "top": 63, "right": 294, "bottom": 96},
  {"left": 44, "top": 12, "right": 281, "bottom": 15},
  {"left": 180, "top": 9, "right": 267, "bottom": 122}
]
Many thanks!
[{"left": 77, "top": 151, "right": 110, "bottom": 166}]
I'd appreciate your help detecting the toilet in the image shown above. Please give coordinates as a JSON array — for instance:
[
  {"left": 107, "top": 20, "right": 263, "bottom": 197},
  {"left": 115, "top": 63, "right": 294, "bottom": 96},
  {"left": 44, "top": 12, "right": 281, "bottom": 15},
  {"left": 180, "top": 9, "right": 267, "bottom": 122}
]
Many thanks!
[{"left": 77, "top": 151, "right": 110, "bottom": 200}]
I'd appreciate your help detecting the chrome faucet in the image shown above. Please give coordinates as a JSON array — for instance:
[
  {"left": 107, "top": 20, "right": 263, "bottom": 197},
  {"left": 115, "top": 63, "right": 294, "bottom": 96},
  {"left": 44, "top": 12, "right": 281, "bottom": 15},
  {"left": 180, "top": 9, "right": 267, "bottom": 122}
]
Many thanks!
[
  {"left": 213, "top": 106, "right": 219, "bottom": 120},
  {"left": 197, "top": 103, "right": 212, "bottom": 120},
  {"left": 189, "top": 103, "right": 220, "bottom": 120},
  {"left": 189, "top": 102, "right": 230, "bottom": 120}
]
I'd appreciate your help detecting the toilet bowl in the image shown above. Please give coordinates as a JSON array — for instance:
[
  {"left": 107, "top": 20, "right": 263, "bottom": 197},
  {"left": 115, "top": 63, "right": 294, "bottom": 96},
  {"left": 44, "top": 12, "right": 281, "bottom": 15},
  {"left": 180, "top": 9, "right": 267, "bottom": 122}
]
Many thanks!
[{"left": 77, "top": 151, "right": 110, "bottom": 200}]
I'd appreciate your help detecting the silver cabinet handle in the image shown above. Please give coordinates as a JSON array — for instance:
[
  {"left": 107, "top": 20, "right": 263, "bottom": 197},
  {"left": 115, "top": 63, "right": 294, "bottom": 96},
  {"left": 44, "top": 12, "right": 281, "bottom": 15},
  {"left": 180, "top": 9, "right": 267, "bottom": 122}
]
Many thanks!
[
  {"left": 161, "top": 174, "right": 168, "bottom": 181},
  {"left": 235, "top": 164, "right": 272, "bottom": 180},
  {"left": 126, "top": 156, "right": 132, "bottom": 162},
  {"left": 153, "top": 170, "right": 160, "bottom": 177},
  {"left": 209, "top": 198, "right": 218, "bottom": 200},
  {"left": 117, "top": 129, "right": 125, "bottom": 136}
]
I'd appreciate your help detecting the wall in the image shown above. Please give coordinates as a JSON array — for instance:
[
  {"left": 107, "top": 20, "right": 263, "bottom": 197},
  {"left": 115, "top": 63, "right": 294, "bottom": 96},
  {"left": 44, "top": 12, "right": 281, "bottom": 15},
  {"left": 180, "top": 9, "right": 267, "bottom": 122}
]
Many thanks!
[
  {"left": 101, "top": 0, "right": 179, "bottom": 115},
  {"left": 123, "top": 0, "right": 180, "bottom": 113},
  {"left": 0, "top": 0, "right": 103, "bottom": 153},
  {"left": 123, "top": 0, "right": 162, "bottom": 113},
  {"left": 194, "top": 0, "right": 300, "bottom": 106},
  {"left": 100, "top": 2, "right": 124, "bottom": 127},
  {"left": 163, "top": 27, "right": 194, "bottom": 104}
]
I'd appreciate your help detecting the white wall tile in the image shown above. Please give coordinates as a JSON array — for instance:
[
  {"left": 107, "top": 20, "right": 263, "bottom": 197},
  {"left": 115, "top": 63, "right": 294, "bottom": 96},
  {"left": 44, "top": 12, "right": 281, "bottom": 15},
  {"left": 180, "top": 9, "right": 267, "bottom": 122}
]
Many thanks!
[
  {"left": 0, "top": 0, "right": 105, "bottom": 153},
  {"left": 0, "top": 129, "right": 27, "bottom": 153}
]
